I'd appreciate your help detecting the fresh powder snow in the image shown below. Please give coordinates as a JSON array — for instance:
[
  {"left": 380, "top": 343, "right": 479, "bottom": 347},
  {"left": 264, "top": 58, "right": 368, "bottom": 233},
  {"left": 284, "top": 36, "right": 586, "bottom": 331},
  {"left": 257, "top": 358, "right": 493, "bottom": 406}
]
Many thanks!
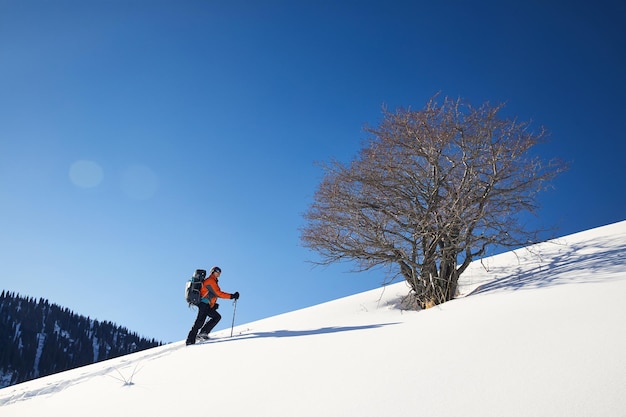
[{"left": 1, "top": 221, "right": 625, "bottom": 417}]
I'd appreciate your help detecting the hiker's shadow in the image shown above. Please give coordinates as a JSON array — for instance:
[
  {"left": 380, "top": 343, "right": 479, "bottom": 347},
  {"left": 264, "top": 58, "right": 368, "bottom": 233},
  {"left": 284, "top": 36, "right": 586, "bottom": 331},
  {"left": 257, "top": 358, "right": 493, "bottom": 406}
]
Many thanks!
[{"left": 216, "top": 323, "right": 400, "bottom": 342}]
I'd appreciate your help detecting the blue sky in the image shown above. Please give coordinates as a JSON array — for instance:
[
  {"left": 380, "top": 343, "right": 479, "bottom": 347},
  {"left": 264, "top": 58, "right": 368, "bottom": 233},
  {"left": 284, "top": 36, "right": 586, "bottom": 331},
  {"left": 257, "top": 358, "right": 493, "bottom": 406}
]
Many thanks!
[{"left": 1, "top": 0, "right": 624, "bottom": 343}]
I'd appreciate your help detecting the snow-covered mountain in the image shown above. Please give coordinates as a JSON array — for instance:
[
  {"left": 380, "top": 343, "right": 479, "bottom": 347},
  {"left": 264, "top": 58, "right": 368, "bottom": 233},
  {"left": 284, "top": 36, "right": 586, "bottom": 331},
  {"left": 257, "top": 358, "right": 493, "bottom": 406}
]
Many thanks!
[
  {"left": 1, "top": 221, "right": 625, "bottom": 417},
  {"left": 0, "top": 294, "right": 162, "bottom": 388}
]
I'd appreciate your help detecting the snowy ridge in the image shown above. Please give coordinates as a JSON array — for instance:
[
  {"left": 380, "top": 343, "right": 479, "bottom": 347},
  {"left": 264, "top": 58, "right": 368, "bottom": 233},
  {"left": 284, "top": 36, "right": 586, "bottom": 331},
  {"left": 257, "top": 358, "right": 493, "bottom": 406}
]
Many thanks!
[{"left": 1, "top": 221, "right": 625, "bottom": 417}]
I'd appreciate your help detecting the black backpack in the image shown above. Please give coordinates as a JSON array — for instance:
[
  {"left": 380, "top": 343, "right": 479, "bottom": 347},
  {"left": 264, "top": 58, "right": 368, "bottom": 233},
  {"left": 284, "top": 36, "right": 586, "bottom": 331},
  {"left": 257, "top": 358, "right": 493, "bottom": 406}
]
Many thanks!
[{"left": 185, "top": 269, "right": 206, "bottom": 306}]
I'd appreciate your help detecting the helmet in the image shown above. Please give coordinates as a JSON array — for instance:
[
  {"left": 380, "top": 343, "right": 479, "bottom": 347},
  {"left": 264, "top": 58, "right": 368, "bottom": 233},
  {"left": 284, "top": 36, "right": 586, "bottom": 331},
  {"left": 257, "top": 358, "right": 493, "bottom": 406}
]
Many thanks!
[{"left": 210, "top": 266, "right": 222, "bottom": 275}]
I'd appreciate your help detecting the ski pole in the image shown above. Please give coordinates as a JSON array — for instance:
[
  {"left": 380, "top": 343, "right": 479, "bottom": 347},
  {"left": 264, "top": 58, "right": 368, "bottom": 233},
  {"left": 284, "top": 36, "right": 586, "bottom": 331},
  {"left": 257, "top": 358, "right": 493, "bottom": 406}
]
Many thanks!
[{"left": 230, "top": 298, "right": 238, "bottom": 338}]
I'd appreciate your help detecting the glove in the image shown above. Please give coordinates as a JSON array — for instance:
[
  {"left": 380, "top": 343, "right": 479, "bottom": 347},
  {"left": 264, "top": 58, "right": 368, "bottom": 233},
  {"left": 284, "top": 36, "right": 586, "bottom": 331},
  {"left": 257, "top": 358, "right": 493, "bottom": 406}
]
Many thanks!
[
  {"left": 213, "top": 303, "right": 219, "bottom": 310},
  {"left": 231, "top": 291, "right": 240, "bottom": 300}
]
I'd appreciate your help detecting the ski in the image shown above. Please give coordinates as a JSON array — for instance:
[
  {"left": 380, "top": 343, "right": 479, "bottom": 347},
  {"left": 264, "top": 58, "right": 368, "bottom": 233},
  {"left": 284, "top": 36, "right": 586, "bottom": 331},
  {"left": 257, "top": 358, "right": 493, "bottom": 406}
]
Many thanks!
[{"left": 191, "top": 328, "right": 252, "bottom": 345}]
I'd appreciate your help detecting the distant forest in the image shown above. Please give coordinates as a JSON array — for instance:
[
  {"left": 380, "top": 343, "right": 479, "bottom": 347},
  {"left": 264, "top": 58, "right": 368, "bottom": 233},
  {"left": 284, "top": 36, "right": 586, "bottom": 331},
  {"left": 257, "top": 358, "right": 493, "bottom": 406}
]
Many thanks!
[{"left": 0, "top": 290, "right": 162, "bottom": 388}]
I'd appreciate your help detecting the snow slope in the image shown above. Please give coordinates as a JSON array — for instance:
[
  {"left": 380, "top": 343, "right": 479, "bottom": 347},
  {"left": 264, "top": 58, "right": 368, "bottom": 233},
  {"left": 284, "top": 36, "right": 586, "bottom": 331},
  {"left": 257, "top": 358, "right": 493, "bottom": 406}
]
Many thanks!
[{"left": 1, "top": 221, "right": 625, "bottom": 417}]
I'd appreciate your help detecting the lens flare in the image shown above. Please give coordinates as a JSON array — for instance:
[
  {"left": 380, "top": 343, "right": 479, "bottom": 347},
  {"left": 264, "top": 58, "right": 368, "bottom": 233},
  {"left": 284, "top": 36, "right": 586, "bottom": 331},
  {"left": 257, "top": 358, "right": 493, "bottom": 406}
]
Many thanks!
[{"left": 69, "top": 160, "right": 104, "bottom": 188}]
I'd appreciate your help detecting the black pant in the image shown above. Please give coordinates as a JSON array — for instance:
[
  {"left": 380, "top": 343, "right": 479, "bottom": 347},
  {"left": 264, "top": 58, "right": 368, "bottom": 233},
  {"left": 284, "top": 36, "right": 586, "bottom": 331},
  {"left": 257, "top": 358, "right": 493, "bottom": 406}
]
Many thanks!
[{"left": 187, "top": 303, "right": 221, "bottom": 343}]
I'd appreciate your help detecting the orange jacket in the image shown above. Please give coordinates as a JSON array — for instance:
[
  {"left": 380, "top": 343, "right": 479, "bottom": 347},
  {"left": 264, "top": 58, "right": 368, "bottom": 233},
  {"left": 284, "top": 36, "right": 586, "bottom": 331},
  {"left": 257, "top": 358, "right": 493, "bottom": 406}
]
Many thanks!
[{"left": 200, "top": 273, "right": 232, "bottom": 307}]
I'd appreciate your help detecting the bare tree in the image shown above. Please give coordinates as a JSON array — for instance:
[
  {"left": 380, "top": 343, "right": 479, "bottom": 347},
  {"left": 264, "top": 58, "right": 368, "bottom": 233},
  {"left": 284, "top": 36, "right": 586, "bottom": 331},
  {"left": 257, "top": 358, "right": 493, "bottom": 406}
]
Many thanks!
[{"left": 301, "top": 95, "right": 567, "bottom": 308}]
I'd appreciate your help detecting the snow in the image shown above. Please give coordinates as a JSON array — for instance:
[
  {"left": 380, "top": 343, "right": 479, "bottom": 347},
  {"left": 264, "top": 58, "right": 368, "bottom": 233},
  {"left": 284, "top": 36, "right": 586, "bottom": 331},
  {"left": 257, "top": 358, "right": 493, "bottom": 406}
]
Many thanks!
[{"left": 1, "top": 220, "right": 625, "bottom": 417}]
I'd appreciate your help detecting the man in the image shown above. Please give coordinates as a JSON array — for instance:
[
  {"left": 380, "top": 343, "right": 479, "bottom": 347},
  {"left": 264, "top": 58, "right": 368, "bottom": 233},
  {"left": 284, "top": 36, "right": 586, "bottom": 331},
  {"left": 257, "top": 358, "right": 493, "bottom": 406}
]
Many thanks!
[{"left": 186, "top": 266, "right": 240, "bottom": 345}]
